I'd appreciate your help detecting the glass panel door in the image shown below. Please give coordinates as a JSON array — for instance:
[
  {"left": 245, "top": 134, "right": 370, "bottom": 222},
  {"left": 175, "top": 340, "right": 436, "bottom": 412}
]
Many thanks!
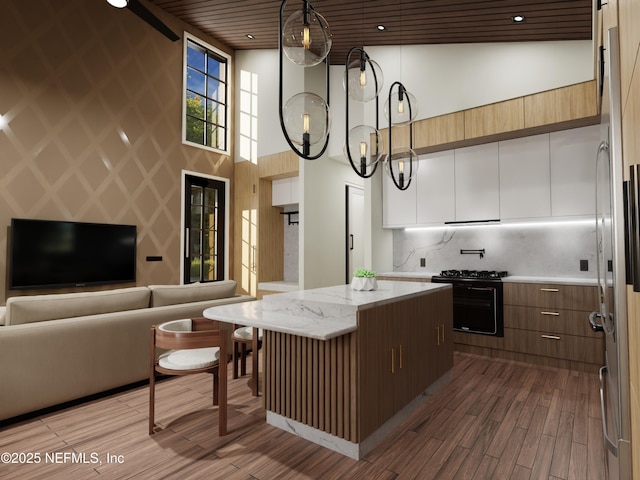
[{"left": 184, "top": 175, "right": 225, "bottom": 284}]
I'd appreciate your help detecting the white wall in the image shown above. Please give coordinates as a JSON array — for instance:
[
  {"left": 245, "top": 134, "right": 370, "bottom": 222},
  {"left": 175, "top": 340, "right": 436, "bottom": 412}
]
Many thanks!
[
  {"left": 300, "top": 157, "right": 364, "bottom": 289},
  {"left": 234, "top": 50, "right": 304, "bottom": 161}
]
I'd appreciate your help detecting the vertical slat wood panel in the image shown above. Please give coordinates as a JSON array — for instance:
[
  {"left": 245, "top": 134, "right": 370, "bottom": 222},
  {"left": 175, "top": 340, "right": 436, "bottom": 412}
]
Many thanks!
[{"left": 262, "top": 331, "right": 358, "bottom": 441}]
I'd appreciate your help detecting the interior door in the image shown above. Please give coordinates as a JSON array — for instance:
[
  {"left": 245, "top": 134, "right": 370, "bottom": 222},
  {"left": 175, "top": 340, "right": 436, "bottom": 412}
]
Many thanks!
[{"left": 346, "top": 185, "right": 365, "bottom": 283}]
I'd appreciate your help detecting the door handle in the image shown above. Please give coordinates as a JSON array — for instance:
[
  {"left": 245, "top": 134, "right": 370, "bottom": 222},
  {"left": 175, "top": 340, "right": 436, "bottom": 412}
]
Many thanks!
[
  {"left": 599, "top": 366, "right": 619, "bottom": 455},
  {"left": 350, "top": 234, "right": 354, "bottom": 251},
  {"left": 589, "top": 311, "right": 605, "bottom": 332}
]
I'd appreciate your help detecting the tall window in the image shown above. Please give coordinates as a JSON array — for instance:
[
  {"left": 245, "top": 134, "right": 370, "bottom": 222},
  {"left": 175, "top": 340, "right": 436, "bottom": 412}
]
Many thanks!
[
  {"left": 183, "top": 34, "right": 230, "bottom": 153},
  {"left": 184, "top": 174, "right": 226, "bottom": 284}
]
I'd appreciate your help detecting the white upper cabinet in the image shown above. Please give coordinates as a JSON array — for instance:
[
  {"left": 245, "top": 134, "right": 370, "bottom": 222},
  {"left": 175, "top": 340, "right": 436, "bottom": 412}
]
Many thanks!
[
  {"left": 454, "top": 143, "right": 500, "bottom": 222},
  {"left": 499, "top": 134, "right": 551, "bottom": 219},
  {"left": 550, "top": 125, "right": 600, "bottom": 217},
  {"left": 381, "top": 125, "right": 600, "bottom": 228},
  {"left": 382, "top": 166, "right": 417, "bottom": 227},
  {"left": 416, "top": 151, "right": 455, "bottom": 224},
  {"left": 272, "top": 176, "right": 299, "bottom": 206}
]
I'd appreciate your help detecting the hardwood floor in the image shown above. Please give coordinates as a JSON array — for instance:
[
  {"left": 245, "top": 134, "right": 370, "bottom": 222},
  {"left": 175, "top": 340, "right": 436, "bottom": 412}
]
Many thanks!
[{"left": 0, "top": 352, "right": 606, "bottom": 479}]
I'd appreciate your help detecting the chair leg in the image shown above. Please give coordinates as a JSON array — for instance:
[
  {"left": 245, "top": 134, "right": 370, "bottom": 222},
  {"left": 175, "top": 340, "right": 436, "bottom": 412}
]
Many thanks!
[
  {"left": 233, "top": 340, "right": 239, "bottom": 379},
  {"left": 218, "top": 363, "right": 227, "bottom": 436},
  {"left": 213, "top": 370, "right": 219, "bottom": 406},
  {"left": 149, "top": 371, "right": 156, "bottom": 435},
  {"left": 240, "top": 343, "right": 247, "bottom": 376}
]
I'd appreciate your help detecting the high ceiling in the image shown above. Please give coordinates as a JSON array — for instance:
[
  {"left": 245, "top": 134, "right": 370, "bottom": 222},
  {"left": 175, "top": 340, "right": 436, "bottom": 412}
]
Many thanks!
[{"left": 147, "top": 0, "right": 593, "bottom": 64}]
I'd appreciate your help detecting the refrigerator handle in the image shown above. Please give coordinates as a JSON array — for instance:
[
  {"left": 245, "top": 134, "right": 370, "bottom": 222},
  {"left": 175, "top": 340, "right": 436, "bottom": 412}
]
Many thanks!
[
  {"left": 589, "top": 311, "right": 605, "bottom": 333},
  {"left": 599, "top": 366, "right": 619, "bottom": 456}
]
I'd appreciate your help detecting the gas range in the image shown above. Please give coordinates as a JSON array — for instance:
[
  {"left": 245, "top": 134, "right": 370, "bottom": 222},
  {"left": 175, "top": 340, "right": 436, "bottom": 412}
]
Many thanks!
[
  {"left": 434, "top": 270, "right": 508, "bottom": 281},
  {"left": 431, "top": 269, "right": 507, "bottom": 337}
]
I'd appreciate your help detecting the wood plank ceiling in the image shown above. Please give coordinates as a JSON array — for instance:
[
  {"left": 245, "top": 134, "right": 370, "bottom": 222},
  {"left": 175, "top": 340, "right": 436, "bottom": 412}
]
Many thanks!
[{"left": 147, "top": 0, "right": 593, "bottom": 64}]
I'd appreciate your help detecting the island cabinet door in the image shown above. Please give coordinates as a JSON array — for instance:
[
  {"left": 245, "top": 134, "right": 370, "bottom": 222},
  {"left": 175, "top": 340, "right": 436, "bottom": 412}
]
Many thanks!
[
  {"left": 357, "top": 290, "right": 453, "bottom": 441},
  {"left": 357, "top": 306, "right": 397, "bottom": 440}
]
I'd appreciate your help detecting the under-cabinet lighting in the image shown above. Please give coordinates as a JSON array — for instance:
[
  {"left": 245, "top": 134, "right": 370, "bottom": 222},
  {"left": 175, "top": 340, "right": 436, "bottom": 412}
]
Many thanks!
[{"left": 404, "top": 218, "right": 594, "bottom": 232}]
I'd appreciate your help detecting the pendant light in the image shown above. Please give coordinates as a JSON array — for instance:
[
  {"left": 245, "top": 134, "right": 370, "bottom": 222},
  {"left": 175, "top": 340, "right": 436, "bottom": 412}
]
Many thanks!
[
  {"left": 278, "top": 0, "right": 332, "bottom": 160},
  {"left": 343, "top": 47, "right": 385, "bottom": 178},
  {"left": 385, "top": 81, "right": 418, "bottom": 190}
]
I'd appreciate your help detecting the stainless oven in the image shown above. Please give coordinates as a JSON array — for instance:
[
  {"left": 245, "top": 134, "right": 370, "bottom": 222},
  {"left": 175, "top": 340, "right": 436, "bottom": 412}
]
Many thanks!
[{"left": 431, "top": 270, "right": 506, "bottom": 337}]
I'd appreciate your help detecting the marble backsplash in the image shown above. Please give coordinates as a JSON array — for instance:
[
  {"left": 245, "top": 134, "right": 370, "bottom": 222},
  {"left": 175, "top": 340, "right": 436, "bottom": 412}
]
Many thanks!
[{"left": 392, "top": 219, "right": 596, "bottom": 278}]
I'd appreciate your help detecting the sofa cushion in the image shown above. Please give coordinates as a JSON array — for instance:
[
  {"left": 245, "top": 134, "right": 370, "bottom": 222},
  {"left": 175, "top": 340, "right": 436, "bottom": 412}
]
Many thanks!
[
  {"left": 4, "top": 287, "right": 151, "bottom": 326},
  {"left": 149, "top": 281, "right": 237, "bottom": 308}
]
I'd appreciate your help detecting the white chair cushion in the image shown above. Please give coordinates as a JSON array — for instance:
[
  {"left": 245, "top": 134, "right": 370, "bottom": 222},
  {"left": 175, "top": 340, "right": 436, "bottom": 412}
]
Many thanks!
[
  {"left": 233, "top": 326, "right": 263, "bottom": 341},
  {"left": 158, "top": 347, "right": 220, "bottom": 371}
]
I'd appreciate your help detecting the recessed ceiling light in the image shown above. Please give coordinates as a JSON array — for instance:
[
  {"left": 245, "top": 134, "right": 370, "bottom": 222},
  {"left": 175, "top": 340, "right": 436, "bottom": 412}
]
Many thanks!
[
  {"left": 511, "top": 15, "right": 525, "bottom": 23},
  {"left": 377, "top": 25, "right": 386, "bottom": 31},
  {"left": 246, "top": 34, "right": 255, "bottom": 39}
]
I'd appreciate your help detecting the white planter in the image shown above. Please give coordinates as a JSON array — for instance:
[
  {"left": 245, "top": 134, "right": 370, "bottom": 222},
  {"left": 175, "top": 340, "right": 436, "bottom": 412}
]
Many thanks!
[{"left": 351, "top": 276, "right": 378, "bottom": 291}]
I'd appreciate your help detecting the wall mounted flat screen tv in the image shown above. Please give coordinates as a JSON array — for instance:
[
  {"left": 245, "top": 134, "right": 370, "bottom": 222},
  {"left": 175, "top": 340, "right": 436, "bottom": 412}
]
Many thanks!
[{"left": 9, "top": 218, "right": 137, "bottom": 290}]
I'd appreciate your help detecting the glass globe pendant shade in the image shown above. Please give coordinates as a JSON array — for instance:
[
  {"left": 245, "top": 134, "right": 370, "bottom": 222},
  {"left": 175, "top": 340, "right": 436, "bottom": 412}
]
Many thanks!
[
  {"left": 282, "top": 8, "right": 332, "bottom": 67},
  {"left": 283, "top": 92, "right": 331, "bottom": 154},
  {"left": 384, "top": 89, "right": 418, "bottom": 126},
  {"left": 344, "top": 58, "right": 384, "bottom": 103},
  {"left": 385, "top": 146, "right": 419, "bottom": 189},
  {"left": 344, "top": 125, "right": 385, "bottom": 176}
]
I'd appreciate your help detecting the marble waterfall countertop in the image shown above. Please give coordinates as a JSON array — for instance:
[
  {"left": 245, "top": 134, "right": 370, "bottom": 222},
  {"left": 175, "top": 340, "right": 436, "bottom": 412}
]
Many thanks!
[{"left": 203, "top": 281, "right": 451, "bottom": 341}]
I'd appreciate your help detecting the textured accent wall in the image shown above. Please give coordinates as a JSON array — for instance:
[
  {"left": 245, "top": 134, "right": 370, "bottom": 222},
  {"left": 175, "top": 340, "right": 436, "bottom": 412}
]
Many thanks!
[{"left": 0, "top": 0, "right": 234, "bottom": 302}]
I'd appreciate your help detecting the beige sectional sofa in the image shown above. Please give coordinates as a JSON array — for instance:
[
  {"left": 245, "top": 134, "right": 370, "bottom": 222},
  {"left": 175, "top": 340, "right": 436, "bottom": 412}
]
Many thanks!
[{"left": 0, "top": 280, "right": 254, "bottom": 422}]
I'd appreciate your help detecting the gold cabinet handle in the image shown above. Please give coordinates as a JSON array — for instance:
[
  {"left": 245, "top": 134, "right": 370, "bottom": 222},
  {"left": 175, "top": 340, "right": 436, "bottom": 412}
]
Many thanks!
[
  {"left": 541, "top": 334, "right": 561, "bottom": 340},
  {"left": 391, "top": 348, "right": 395, "bottom": 374},
  {"left": 540, "top": 288, "right": 559, "bottom": 292},
  {"left": 436, "top": 325, "right": 441, "bottom": 346},
  {"left": 541, "top": 311, "right": 560, "bottom": 316},
  {"left": 399, "top": 344, "right": 403, "bottom": 369}
]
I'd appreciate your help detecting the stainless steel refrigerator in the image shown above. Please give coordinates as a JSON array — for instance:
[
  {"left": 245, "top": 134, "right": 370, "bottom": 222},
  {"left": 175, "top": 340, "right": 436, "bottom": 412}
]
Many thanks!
[{"left": 590, "top": 26, "right": 632, "bottom": 480}]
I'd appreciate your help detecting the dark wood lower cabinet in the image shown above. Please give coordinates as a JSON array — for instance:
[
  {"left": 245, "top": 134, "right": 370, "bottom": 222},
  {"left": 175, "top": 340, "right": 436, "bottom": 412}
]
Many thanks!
[{"left": 454, "top": 281, "right": 603, "bottom": 372}]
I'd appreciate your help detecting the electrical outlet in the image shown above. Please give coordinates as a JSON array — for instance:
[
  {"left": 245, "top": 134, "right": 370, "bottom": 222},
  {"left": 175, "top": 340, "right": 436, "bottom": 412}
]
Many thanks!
[
  {"left": 420, "top": 258, "right": 426, "bottom": 267},
  {"left": 580, "top": 259, "right": 588, "bottom": 271}
]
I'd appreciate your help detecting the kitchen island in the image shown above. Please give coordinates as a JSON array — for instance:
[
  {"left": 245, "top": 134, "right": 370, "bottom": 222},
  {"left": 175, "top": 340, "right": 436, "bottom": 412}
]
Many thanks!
[{"left": 203, "top": 280, "right": 453, "bottom": 459}]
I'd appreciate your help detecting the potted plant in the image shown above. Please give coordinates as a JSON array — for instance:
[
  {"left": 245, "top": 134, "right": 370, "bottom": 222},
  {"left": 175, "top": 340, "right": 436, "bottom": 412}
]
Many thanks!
[{"left": 351, "top": 268, "right": 378, "bottom": 291}]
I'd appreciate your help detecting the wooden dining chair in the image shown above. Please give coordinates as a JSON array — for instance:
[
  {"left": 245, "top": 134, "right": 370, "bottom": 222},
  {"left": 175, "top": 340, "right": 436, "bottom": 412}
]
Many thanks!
[{"left": 149, "top": 317, "right": 228, "bottom": 436}]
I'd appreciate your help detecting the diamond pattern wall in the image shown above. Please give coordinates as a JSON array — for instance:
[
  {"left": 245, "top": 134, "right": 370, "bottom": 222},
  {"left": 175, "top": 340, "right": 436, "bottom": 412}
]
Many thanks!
[{"left": 0, "top": 0, "right": 234, "bottom": 302}]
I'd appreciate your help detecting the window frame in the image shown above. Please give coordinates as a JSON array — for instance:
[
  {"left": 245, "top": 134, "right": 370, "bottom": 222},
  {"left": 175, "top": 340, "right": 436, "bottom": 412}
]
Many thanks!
[{"left": 182, "top": 32, "right": 231, "bottom": 155}]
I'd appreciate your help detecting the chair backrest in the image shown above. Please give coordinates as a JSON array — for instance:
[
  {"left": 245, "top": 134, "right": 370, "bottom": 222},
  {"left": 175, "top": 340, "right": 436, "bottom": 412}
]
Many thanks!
[{"left": 153, "top": 318, "right": 227, "bottom": 353}]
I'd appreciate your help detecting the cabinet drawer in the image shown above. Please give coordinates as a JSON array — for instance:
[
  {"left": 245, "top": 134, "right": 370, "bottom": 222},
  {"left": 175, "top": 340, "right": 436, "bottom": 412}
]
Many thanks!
[
  {"left": 504, "top": 305, "right": 596, "bottom": 337},
  {"left": 504, "top": 328, "right": 603, "bottom": 363},
  {"left": 503, "top": 282, "right": 597, "bottom": 311}
]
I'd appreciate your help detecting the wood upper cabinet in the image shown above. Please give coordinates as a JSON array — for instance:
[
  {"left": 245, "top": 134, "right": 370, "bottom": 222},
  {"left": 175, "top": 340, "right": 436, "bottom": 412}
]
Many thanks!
[
  {"left": 499, "top": 133, "right": 551, "bottom": 220},
  {"left": 416, "top": 151, "right": 455, "bottom": 224},
  {"left": 454, "top": 143, "right": 500, "bottom": 222},
  {"left": 550, "top": 124, "right": 600, "bottom": 217}
]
